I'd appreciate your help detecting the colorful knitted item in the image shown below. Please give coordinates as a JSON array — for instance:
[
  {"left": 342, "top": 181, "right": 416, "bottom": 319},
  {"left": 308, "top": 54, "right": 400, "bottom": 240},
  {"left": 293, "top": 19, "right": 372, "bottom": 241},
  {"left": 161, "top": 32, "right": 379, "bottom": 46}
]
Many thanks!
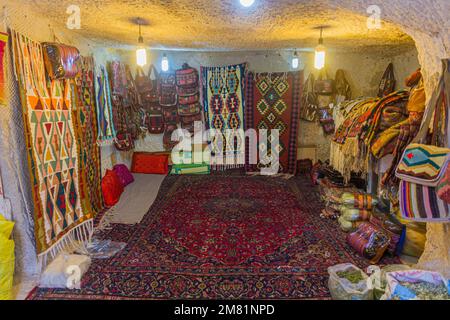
[
  {"left": 95, "top": 65, "right": 117, "bottom": 144},
  {"left": 73, "top": 56, "right": 104, "bottom": 214}
]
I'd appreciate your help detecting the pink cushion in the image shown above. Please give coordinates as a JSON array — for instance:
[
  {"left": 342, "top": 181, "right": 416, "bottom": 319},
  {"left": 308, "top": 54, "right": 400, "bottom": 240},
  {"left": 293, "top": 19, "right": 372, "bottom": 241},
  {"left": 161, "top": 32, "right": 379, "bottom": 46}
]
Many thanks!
[{"left": 113, "top": 164, "right": 135, "bottom": 187}]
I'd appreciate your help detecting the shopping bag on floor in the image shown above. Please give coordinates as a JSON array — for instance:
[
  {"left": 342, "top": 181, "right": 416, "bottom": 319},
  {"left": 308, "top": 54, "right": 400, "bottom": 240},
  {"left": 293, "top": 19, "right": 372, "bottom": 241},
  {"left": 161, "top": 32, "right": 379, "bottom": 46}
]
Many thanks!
[{"left": 0, "top": 214, "right": 14, "bottom": 300}]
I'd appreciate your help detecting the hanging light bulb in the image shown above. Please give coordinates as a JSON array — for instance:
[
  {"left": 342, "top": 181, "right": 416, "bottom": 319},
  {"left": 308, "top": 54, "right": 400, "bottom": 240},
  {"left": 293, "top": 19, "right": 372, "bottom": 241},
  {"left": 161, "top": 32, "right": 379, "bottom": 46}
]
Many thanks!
[
  {"left": 314, "top": 27, "right": 326, "bottom": 70},
  {"left": 292, "top": 50, "right": 299, "bottom": 69},
  {"left": 240, "top": 0, "right": 255, "bottom": 7},
  {"left": 136, "top": 21, "right": 147, "bottom": 67},
  {"left": 161, "top": 53, "right": 169, "bottom": 72}
]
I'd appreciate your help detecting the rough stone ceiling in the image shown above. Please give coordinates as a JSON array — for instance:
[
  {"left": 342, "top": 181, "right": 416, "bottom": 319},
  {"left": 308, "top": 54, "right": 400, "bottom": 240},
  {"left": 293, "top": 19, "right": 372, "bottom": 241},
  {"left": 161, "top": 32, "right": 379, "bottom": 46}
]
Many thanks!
[{"left": 18, "top": 0, "right": 424, "bottom": 50}]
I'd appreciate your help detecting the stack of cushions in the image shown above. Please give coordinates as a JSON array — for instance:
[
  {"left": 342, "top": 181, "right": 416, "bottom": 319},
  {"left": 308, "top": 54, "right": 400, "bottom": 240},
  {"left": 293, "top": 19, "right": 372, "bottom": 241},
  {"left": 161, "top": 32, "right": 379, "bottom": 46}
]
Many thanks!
[{"left": 101, "top": 164, "right": 135, "bottom": 207}]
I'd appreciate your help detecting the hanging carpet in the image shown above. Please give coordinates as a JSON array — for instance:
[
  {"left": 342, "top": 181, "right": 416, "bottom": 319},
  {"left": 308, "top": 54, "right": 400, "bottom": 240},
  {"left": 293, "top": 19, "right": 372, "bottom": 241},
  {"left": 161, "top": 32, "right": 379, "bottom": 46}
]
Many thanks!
[
  {"left": 11, "top": 30, "right": 92, "bottom": 257},
  {"left": 245, "top": 71, "right": 303, "bottom": 174},
  {"left": 73, "top": 56, "right": 104, "bottom": 214},
  {"left": 27, "top": 175, "right": 399, "bottom": 300},
  {"left": 201, "top": 63, "right": 247, "bottom": 169}
]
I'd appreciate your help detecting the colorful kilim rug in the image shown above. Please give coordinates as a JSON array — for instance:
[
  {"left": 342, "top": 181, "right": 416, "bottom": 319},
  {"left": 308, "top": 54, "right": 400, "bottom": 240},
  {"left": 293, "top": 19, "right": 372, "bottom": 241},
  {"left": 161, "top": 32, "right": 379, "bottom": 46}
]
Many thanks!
[
  {"left": 245, "top": 71, "right": 303, "bottom": 174},
  {"left": 11, "top": 31, "right": 92, "bottom": 256},
  {"left": 27, "top": 175, "right": 399, "bottom": 300},
  {"left": 201, "top": 63, "right": 247, "bottom": 169},
  {"left": 73, "top": 56, "right": 104, "bottom": 214},
  {"left": 0, "top": 32, "right": 7, "bottom": 105},
  {"left": 95, "top": 65, "right": 116, "bottom": 145}
]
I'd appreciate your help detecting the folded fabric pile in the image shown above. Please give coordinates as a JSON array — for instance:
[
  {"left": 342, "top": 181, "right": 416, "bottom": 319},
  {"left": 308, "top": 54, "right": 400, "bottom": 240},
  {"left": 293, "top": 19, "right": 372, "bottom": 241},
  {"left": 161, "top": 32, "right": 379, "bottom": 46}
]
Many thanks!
[
  {"left": 331, "top": 90, "right": 410, "bottom": 181},
  {"left": 318, "top": 179, "right": 361, "bottom": 219},
  {"left": 338, "top": 192, "right": 378, "bottom": 232}
]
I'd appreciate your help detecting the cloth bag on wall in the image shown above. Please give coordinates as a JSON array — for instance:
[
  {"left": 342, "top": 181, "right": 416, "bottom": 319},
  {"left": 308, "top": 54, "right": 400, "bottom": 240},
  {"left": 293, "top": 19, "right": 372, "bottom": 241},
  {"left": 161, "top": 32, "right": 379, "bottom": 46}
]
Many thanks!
[
  {"left": 42, "top": 43, "right": 80, "bottom": 79},
  {"left": 314, "top": 69, "right": 335, "bottom": 96},
  {"left": 300, "top": 73, "right": 319, "bottom": 122},
  {"left": 396, "top": 59, "right": 450, "bottom": 222}
]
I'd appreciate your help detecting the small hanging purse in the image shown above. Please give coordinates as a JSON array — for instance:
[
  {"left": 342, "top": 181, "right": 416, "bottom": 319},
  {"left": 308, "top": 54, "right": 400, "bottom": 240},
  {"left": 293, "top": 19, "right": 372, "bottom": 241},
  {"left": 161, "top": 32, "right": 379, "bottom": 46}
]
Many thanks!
[
  {"left": 396, "top": 59, "right": 450, "bottom": 221},
  {"left": 114, "top": 132, "right": 134, "bottom": 151},
  {"left": 178, "top": 102, "right": 201, "bottom": 117}
]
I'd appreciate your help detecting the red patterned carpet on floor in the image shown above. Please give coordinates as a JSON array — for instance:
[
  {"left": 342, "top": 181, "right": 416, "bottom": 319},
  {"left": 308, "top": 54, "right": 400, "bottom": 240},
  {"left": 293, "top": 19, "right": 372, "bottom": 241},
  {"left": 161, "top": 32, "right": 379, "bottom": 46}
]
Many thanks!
[{"left": 28, "top": 175, "right": 399, "bottom": 299}]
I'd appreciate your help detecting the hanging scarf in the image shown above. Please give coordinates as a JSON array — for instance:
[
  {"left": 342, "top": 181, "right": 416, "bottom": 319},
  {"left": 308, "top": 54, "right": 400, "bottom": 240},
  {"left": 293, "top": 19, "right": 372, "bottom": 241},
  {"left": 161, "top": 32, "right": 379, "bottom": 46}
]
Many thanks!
[
  {"left": 73, "top": 56, "right": 104, "bottom": 214},
  {"left": 95, "top": 65, "right": 116, "bottom": 145}
]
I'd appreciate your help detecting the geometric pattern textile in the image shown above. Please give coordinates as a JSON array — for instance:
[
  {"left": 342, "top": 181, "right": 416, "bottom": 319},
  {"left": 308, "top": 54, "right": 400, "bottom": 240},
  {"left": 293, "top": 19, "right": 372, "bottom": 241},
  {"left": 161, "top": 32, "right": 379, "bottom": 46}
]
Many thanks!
[
  {"left": 245, "top": 71, "right": 303, "bottom": 174},
  {"left": 11, "top": 30, "right": 92, "bottom": 255},
  {"left": 201, "top": 63, "right": 247, "bottom": 169},
  {"left": 73, "top": 56, "right": 104, "bottom": 214},
  {"left": 95, "top": 64, "right": 116, "bottom": 145},
  {"left": 396, "top": 143, "right": 450, "bottom": 183},
  {"left": 0, "top": 32, "right": 7, "bottom": 105},
  {"left": 27, "top": 175, "right": 399, "bottom": 299}
]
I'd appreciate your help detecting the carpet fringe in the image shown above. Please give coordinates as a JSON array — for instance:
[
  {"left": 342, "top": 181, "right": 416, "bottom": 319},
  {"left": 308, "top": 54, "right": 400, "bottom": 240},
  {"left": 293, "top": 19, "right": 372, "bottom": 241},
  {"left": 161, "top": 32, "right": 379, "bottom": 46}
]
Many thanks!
[{"left": 37, "top": 219, "right": 94, "bottom": 273}]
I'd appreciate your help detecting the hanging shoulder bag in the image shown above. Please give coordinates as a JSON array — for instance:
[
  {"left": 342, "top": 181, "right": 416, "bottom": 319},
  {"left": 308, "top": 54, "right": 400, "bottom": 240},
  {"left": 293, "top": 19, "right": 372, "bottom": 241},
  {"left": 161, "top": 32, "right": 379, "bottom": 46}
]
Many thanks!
[
  {"left": 300, "top": 73, "right": 319, "bottom": 122},
  {"left": 42, "top": 43, "right": 80, "bottom": 79},
  {"left": 314, "top": 69, "right": 335, "bottom": 96},
  {"left": 135, "top": 66, "right": 155, "bottom": 103}
]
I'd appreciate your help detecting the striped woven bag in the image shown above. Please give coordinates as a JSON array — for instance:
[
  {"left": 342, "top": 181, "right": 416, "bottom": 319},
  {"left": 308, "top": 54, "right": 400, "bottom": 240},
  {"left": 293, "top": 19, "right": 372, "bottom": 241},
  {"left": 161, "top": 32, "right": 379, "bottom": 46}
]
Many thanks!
[{"left": 396, "top": 59, "right": 450, "bottom": 222}]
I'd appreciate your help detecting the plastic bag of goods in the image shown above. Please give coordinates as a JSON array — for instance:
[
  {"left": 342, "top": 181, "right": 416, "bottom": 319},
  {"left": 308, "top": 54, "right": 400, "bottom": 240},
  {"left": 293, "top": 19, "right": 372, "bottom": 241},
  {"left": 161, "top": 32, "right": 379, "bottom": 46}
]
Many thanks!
[
  {"left": 338, "top": 216, "right": 363, "bottom": 232},
  {"left": 39, "top": 254, "right": 91, "bottom": 289},
  {"left": 327, "top": 263, "right": 373, "bottom": 300},
  {"left": 381, "top": 270, "right": 450, "bottom": 300},
  {"left": 0, "top": 214, "right": 15, "bottom": 300},
  {"left": 370, "top": 210, "right": 405, "bottom": 256},
  {"left": 341, "top": 193, "right": 378, "bottom": 209},
  {"left": 367, "top": 265, "right": 412, "bottom": 300},
  {"left": 395, "top": 212, "right": 426, "bottom": 258},
  {"left": 340, "top": 206, "right": 371, "bottom": 221},
  {"left": 346, "top": 222, "right": 391, "bottom": 264}
]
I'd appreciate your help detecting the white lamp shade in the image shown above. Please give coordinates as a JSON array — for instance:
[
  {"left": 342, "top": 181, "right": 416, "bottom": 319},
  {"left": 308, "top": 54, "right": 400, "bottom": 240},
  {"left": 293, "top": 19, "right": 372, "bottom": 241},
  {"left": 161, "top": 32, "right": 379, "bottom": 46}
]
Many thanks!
[
  {"left": 292, "top": 57, "right": 299, "bottom": 69},
  {"left": 162, "top": 55, "right": 169, "bottom": 72},
  {"left": 240, "top": 0, "right": 255, "bottom": 7},
  {"left": 314, "top": 45, "right": 326, "bottom": 70},
  {"left": 136, "top": 48, "right": 147, "bottom": 67}
]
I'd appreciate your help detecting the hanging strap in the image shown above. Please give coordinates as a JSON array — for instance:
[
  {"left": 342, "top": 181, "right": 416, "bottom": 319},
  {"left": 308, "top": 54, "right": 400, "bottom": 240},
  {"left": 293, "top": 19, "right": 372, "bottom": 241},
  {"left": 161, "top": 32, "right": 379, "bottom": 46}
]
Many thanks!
[
  {"left": 148, "top": 64, "right": 159, "bottom": 80},
  {"left": 412, "top": 60, "right": 448, "bottom": 146}
]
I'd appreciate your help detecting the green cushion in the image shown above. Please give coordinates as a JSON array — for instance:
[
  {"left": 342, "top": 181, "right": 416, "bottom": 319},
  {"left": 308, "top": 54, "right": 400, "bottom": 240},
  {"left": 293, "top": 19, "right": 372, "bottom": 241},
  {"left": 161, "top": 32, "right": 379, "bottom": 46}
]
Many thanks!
[{"left": 170, "top": 163, "right": 210, "bottom": 175}]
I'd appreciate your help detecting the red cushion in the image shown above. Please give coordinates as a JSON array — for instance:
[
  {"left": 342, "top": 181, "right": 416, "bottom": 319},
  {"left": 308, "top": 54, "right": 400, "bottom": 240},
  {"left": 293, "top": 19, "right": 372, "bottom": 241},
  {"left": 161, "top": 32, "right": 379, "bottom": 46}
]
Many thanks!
[
  {"left": 101, "top": 169, "right": 124, "bottom": 207},
  {"left": 131, "top": 152, "right": 169, "bottom": 174}
]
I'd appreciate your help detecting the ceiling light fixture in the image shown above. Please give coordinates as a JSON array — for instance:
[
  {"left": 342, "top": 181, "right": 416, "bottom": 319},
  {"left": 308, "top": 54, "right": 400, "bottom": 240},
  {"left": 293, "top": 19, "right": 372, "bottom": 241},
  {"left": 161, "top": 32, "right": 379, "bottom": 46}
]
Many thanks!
[
  {"left": 136, "top": 19, "right": 147, "bottom": 67},
  {"left": 314, "top": 27, "right": 326, "bottom": 70},
  {"left": 240, "top": 0, "right": 255, "bottom": 8},
  {"left": 292, "top": 50, "right": 299, "bottom": 69},
  {"left": 161, "top": 53, "right": 169, "bottom": 72}
]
